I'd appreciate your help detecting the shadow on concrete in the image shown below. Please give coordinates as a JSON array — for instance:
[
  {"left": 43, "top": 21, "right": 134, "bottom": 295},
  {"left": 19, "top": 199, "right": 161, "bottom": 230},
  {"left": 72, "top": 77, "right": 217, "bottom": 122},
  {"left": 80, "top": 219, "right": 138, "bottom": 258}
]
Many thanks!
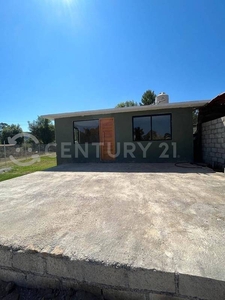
[{"left": 44, "top": 162, "right": 215, "bottom": 174}]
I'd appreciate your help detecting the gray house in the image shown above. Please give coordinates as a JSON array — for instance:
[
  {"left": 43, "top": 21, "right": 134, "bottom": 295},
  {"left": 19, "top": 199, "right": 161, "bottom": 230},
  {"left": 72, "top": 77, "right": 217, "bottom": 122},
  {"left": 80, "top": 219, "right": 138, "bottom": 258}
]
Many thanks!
[{"left": 43, "top": 99, "right": 209, "bottom": 165}]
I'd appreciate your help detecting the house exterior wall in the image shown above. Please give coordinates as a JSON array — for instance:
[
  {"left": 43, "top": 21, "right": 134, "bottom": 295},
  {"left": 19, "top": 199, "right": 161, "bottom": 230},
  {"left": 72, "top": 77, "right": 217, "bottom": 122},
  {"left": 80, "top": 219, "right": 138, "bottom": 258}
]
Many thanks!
[
  {"left": 55, "top": 107, "right": 194, "bottom": 165},
  {"left": 202, "top": 117, "right": 225, "bottom": 169}
]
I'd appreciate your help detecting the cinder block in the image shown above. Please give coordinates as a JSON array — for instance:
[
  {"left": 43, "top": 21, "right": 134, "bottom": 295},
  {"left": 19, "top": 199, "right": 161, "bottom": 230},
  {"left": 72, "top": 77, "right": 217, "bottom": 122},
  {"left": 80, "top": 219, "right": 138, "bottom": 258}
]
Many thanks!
[
  {"left": 0, "top": 247, "right": 12, "bottom": 268},
  {"left": 46, "top": 256, "right": 83, "bottom": 281},
  {"left": 103, "top": 288, "right": 147, "bottom": 300},
  {"left": 218, "top": 148, "right": 225, "bottom": 154},
  {"left": 216, "top": 123, "right": 222, "bottom": 129},
  {"left": 212, "top": 119, "right": 218, "bottom": 125},
  {"left": 203, "top": 153, "right": 209, "bottom": 159},
  {"left": 26, "top": 273, "right": 60, "bottom": 289},
  {"left": 203, "top": 138, "right": 209, "bottom": 142},
  {"left": 13, "top": 250, "right": 45, "bottom": 274},
  {"left": 61, "top": 278, "right": 80, "bottom": 289},
  {"left": 216, "top": 153, "right": 222, "bottom": 158},
  {"left": 212, "top": 148, "right": 217, "bottom": 152},
  {"left": 83, "top": 262, "right": 128, "bottom": 288},
  {"left": 215, "top": 143, "right": 221, "bottom": 148},
  {"left": 128, "top": 269, "right": 175, "bottom": 293},
  {"left": 217, "top": 158, "right": 224, "bottom": 164},
  {"left": 0, "top": 268, "right": 26, "bottom": 285},
  {"left": 179, "top": 274, "right": 225, "bottom": 300},
  {"left": 149, "top": 294, "right": 183, "bottom": 300},
  {"left": 61, "top": 278, "right": 102, "bottom": 297},
  {"left": 75, "top": 282, "right": 102, "bottom": 297}
]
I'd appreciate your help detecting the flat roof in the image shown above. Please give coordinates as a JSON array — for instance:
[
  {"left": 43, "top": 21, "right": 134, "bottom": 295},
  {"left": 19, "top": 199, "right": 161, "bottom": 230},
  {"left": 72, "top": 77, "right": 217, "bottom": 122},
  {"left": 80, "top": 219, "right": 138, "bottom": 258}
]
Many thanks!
[{"left": 42, "top": 100, "right": 209, "bottom": 120}]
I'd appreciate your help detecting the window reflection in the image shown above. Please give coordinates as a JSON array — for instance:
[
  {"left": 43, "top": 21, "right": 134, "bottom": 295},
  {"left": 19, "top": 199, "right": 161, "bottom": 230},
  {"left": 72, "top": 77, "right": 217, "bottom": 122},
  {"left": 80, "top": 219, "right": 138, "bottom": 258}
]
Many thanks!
[
  {"left": 74, "top": 120, "right": 99, "bottom": 143},
  {"left": 152, "top": 115, "right": 171, "bottom": 140},
  {"left": 133, "top": 114, "right": 171, "bottom": 141}
]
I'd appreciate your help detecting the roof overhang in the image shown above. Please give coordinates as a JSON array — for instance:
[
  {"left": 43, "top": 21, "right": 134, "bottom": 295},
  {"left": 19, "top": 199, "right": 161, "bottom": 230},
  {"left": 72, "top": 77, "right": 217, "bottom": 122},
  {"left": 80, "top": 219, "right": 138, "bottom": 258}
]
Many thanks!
[
  {"left": 198, "top": 92, "right": 225, "bottom": 123},
  {"left": 42, "top": 100, "right": 209, "bottom": 120},
  {"left": 204, "top": 92, "right": 225, "bottom": 107}
]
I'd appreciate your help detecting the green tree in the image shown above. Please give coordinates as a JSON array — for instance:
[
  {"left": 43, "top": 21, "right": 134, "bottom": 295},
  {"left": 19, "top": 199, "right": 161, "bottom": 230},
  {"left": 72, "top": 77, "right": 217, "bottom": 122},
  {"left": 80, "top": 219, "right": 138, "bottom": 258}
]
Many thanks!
[
  {"left": 115, "top": 100, "right": 138, "bottom": 108},
  {"left": 193, "top": 109, "right": 199, "bottom": 125},
  {"left": 0, "top": 122, "right": 9, "bottom": 131},
  {"left": 0, "top": 124, "right": 23, "bottom": 145},
  {"left": 28, "top": 116, "right": 55, "bottom": 144},
  {"left": 0, "top": 123, "right": 9, "bottom": 141},
  {"left": 140, "top": 90, "right": 156, "bottom": 106}
]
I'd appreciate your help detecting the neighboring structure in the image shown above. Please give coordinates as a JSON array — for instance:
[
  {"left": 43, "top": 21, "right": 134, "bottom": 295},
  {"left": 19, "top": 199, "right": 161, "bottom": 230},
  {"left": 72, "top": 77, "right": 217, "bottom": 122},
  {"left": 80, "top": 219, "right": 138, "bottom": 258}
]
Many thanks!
[
  {"left": 198, "top": 92, "right": 225, "bottom": 170},
  {"left": 43, "top": 96, "right": 209, "bottom": 165},
  {"left": 202, "top": 117, "right": 225, "bottom": 168}
]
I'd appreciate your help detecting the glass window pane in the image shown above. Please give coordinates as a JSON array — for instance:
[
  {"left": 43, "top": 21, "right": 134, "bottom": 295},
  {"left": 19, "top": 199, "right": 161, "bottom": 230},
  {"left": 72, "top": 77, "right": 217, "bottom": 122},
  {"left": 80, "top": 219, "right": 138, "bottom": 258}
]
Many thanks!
[
  {"left": 74, "top": 120, "right": 99, "bottom": 143},
  {"left": 133, "top": 117, "right": 151, "bottom": 141},
  {"left": 152, "top": 115, "right": 171, "bottom": 140}
]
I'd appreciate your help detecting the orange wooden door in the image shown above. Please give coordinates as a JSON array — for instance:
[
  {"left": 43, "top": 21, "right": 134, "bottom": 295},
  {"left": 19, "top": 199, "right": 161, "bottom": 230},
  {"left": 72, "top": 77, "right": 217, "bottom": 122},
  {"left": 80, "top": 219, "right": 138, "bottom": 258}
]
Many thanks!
[{"left": 99, "top": 118, "right": 115, "bottom": 161}]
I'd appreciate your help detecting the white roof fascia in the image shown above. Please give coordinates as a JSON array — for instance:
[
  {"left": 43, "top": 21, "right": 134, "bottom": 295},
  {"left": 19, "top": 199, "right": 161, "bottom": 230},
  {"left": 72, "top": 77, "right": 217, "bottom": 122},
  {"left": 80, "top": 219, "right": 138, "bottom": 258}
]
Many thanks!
[{"left": 42, "top": 100, "right": 209, "bottom": 120}]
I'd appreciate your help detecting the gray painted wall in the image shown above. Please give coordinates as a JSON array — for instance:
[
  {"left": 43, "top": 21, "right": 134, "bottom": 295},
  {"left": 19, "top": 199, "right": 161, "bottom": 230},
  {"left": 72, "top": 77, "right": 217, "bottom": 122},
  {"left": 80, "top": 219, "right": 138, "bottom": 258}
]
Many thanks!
[{"left": 55, "top": 107, "right": 193, "bottom": 164}]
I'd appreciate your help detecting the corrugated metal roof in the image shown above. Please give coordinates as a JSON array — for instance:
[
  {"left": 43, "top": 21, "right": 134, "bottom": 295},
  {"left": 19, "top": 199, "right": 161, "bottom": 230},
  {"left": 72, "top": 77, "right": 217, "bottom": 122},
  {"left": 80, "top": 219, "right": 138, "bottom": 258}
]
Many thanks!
[
  {"left": 198, "top": 92, "right": 225, "bottom": 123},
  {"left": 42, "top": 100, "right": 209, "bottom": 120},
  {"left": 207, "top": 92, "right": 225, "bottom": 106}
]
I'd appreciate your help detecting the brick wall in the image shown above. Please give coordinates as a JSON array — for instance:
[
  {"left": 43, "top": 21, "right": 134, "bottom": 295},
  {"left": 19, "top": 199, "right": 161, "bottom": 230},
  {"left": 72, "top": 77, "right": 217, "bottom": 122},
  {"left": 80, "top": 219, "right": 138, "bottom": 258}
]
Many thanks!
[{"left": 202, "top": 116, "right": 225, "bottom": 169}]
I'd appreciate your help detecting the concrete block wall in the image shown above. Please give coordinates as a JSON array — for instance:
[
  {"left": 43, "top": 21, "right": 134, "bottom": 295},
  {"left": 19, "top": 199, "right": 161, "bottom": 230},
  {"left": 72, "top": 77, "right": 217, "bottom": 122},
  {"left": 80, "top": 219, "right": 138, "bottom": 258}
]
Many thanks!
[
  {"left": 0, "top": 246, "right": 225, "bottom": 300},
  {"left": 202, "top": 116, "right": 225, "bottom": 169}
]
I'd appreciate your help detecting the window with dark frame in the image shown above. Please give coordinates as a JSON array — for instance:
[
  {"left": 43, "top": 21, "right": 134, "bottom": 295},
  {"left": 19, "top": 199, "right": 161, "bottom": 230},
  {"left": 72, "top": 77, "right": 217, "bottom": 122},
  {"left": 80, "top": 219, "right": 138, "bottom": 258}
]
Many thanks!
[
  {"left": 133, "top": 114, "right": 172, "bottom": 141},
  {"left": 74, "top": 120, "right": 99, "bottom": 143},
  {"left": 133, "top": 116, "right": 151, "bottom": 141}
]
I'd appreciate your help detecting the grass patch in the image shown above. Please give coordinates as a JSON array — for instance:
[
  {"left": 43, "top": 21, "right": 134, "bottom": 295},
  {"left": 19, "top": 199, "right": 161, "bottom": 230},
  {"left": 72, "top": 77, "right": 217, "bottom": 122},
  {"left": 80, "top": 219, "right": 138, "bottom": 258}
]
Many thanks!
[{"left": 0, "top": 155, "right": 56, "bottom": 182}]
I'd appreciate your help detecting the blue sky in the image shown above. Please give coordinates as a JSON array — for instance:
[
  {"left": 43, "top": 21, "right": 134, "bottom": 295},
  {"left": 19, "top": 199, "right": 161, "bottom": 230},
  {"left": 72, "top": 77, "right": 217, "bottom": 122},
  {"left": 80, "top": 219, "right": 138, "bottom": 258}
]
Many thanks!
[{"left": 0, "top": 0, "right": 224, "bottom": 131}]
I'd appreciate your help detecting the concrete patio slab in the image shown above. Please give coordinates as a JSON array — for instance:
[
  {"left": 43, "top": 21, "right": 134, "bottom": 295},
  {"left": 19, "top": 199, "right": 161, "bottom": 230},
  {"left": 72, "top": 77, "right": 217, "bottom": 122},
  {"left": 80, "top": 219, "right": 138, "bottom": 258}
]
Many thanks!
[{"left": 0, "top": 163, "right": 224, "bottom": 300}]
